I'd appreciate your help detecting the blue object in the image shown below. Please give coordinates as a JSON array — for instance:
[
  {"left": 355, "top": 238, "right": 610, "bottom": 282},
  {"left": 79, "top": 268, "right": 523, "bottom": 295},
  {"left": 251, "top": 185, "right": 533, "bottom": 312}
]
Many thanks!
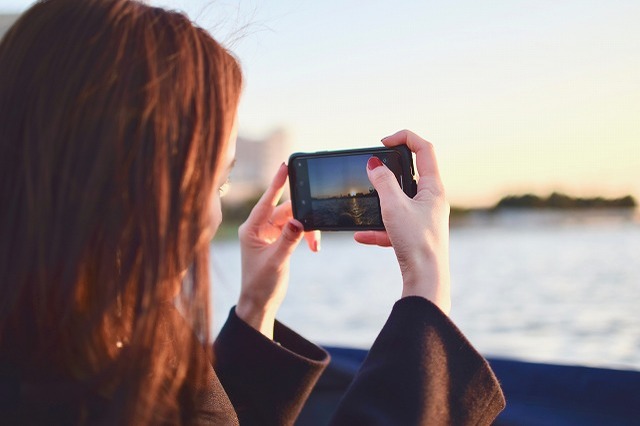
[{"left": 297, "top": 346, "right": 640, "bottom": 426}]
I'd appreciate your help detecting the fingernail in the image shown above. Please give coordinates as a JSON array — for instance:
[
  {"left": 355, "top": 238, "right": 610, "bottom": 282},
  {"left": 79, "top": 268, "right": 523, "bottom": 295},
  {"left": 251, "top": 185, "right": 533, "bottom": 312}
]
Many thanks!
[
  {"left": 367, "top": 156, "right": 384, "bottom": 170},
  {"left": 288, "top": 221, "right": 303, "bottom": 233},
  {"left": 381, "top": 135, "right": 391, "bottom": 142}
]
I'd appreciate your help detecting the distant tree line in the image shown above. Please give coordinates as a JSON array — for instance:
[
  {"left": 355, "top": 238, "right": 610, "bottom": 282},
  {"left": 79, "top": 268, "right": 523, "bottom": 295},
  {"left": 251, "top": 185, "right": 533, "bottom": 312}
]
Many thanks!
[
  {"left": 313, "top": 191, "right": 377, "bottom": 201},
  {"left": 494, "top": 192, "right": 637, "bottom": 210},
  {"left": 222, "top": 194, "right": 263, "bottom": 225},
  {"left": 216, "top": 191, "right": 637, "bottom": 238}
]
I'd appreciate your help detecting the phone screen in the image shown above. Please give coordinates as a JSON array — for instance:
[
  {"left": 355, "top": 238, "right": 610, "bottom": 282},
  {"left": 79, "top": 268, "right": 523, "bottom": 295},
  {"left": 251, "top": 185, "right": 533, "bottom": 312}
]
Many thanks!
[{"left": 290, "top": 147, "right": 410, "bottom": 231}]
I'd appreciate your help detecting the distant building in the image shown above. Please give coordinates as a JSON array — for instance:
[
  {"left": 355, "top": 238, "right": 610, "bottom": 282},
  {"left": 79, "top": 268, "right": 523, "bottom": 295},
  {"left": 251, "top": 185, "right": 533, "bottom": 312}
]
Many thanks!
[
  {"left": 229, "top": 129, "right": 292, "bottom": 205},
  {"left": 0, "top": 14, "right": 19, "bottom": 38}
]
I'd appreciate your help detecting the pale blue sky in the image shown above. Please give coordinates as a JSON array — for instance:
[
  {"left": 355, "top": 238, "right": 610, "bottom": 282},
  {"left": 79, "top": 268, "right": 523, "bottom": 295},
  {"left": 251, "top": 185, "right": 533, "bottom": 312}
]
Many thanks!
[{"left": 2, "top": 0, "right": 639, "bottom": 206}]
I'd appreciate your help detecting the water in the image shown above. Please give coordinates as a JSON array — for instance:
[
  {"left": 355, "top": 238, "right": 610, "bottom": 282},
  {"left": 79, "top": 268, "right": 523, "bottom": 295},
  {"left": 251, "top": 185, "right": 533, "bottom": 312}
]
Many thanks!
[
  {"left": 310, "top": 196, "right": 381, "bottom": 227},
  {"left": 210, "top": 209, "right": 640, "bottom": 371}
]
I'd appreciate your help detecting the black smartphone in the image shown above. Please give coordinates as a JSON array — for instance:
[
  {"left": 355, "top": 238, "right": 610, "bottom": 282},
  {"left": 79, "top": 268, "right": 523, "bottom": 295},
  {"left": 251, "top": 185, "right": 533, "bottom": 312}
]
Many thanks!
[{"left": 288, "top": 145, "right": 417, "bottom": 231}]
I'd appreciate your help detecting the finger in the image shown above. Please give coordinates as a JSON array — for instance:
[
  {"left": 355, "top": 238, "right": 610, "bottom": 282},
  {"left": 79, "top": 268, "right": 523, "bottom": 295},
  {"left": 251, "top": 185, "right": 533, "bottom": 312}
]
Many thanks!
[
  {"left": 380, "top": 129, "right": 442, "bottom": 182},
  {"left": 247, "top": 163, "right": 288, "bottom": 226},
  {"left": 353, "top": 230, "right": 392, "bottom": 247},
  {"left": 304, "top": 230, "right": 321, "bottom": 252},
  {"left": 269, "top": 201, "right": 293, "bottom": 227},
  {"left": 366, "top": 156, "right": 404, "bottom": 207},
  {"left": 273, "top": 219, "right": 305, "bottom": 260}
]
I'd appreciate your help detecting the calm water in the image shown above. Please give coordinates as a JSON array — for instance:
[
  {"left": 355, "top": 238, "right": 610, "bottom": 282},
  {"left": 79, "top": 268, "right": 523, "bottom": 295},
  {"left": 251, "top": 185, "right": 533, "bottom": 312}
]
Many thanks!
[
  {"left": 310, "top": 196, "right": 381, "bottom": 227},
  {"left": 210, "top": 210, "right": 640, "bottom": 370}
]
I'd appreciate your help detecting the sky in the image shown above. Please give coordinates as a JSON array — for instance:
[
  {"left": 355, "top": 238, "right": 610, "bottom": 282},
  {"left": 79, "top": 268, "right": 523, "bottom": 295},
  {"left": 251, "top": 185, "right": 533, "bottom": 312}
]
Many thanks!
[
  {"left": 307, "top": 154, "right": 374, "bottom": 199},
  {"left": 2, "top": 0, "right": 639, "bottom": 207}
]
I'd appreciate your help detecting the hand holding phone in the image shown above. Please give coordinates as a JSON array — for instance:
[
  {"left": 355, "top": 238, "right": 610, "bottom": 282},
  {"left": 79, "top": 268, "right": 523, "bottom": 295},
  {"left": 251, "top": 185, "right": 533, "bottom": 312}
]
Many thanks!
[
  {"left": 236, "top": 163, "right": 319, "bottom": 338},
  {"left": 355, "top": 130, "right": 451, "bottom": 314},
  {"left": 288, "top": 145, "right": 417, "bottom": 231}
]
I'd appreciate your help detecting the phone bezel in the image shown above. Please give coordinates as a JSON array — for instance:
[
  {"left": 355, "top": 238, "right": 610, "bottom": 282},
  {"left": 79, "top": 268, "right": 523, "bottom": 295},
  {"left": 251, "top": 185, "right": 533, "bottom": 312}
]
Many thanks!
[{"left": 288, "top": 145, "right": 417, "bottom": 231}]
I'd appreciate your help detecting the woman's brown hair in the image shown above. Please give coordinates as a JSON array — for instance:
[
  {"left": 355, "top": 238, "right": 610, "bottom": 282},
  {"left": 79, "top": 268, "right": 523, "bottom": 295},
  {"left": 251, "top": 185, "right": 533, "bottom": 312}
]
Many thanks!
[{"left": 0, "top": 0, "right": 242, "bottom": 423}]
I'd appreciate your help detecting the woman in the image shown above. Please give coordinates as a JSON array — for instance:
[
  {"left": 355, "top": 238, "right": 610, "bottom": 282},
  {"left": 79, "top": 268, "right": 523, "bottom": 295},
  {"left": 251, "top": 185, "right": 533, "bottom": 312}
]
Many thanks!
[{"left": 0, "top": 0, "right": 504, "bottom": 424}]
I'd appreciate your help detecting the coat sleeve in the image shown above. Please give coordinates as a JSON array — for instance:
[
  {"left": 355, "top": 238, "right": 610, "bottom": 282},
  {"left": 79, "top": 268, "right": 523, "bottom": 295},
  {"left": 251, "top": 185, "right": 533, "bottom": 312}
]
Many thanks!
[
  {"left": 213, "top": 307, "right": 330, "bottom": 426},
  {"left": 330, "top": 296, "right": 506, "bottom": 426}
]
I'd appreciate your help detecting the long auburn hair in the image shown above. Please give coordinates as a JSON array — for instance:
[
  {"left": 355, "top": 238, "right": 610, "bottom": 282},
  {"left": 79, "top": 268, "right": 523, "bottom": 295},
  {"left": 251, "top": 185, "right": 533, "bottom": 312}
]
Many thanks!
[{"left": 0, "top": 0, "right": 242, "bottom": 423}]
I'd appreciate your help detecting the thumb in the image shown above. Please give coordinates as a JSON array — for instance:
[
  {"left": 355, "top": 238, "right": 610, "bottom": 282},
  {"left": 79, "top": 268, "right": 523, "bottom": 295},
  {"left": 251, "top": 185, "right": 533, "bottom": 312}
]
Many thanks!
[
  {"left": 273, "top": 219, "right": 305, "bottom": 260},
  {"left": 366, "top": 156, "right": 404, "bottom": 207}
]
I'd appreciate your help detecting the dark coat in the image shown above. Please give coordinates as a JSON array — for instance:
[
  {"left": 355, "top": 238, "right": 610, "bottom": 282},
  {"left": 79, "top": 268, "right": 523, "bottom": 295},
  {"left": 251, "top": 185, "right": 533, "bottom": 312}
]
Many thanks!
[
  {"left": 213, "top": 296, "right": 505, "bottom": 425},
  {"left": 0, "top": 296, "right": 505, "bottom": 425}
]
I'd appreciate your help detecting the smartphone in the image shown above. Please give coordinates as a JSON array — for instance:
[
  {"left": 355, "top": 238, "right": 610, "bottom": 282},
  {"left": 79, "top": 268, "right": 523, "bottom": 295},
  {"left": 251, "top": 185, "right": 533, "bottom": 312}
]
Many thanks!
[{"left": 288, "top": 145, "right": 417, "bottom": 231}]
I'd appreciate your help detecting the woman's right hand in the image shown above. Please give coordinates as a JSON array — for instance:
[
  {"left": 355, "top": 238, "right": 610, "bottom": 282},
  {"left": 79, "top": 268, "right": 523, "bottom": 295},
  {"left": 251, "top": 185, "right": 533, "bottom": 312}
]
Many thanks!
[{"left": 354, "top": 130, "right": 451, "bottom": 314}]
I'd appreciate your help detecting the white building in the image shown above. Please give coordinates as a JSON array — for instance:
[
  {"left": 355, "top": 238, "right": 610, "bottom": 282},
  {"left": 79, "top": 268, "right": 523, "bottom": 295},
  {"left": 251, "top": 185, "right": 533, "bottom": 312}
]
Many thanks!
[
  {"left": 0, "top": 14, "right": 19, "bottom": 38},
  {"left": 229, "top": 129, "right": 292, "bottom": 205}
]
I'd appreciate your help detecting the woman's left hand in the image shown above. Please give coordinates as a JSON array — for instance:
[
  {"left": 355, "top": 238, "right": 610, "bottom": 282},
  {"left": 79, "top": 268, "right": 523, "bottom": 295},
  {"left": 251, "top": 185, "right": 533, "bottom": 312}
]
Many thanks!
[{"left": 236, "top": 163, "right": 320, "bottom": 339}]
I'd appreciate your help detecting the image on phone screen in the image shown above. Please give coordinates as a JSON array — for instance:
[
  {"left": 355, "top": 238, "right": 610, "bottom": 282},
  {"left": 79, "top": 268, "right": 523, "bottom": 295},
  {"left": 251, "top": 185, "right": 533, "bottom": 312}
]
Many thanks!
[
  {"left": 290, "top": 147, "right": 411, "bottom": 230},
  {"left": 306, "top": 153, "right": 382, "bottom": 228}
]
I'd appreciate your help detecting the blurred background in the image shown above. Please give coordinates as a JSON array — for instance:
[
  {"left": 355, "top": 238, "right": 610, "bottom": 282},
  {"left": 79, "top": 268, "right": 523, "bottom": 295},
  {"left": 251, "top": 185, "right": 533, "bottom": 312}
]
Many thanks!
[{"left": 2, "top": 0, "right": 638, "bottom": 370}]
